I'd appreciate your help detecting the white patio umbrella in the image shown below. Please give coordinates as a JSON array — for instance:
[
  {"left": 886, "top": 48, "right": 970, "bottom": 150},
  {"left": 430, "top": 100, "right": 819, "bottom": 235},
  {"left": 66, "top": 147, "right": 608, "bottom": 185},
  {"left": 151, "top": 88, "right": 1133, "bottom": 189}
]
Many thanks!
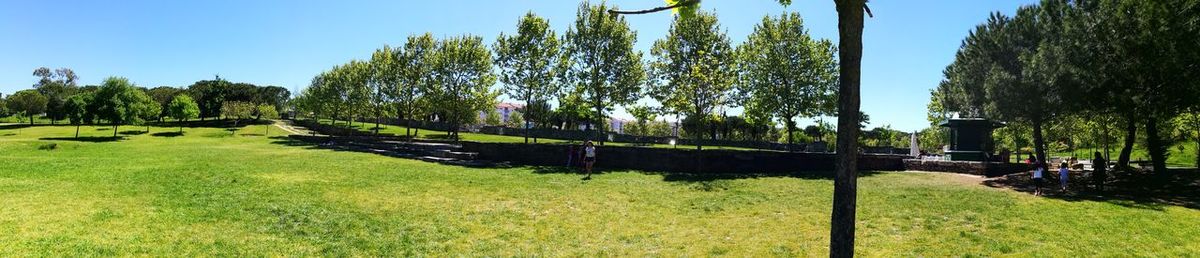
[{"left": 910, "top": 131, "right": 920, "bottom": 157}]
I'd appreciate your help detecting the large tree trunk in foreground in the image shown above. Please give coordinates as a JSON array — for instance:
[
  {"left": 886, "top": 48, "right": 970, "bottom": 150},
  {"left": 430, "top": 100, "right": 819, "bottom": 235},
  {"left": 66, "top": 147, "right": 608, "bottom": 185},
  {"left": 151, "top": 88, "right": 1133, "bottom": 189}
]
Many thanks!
[
  {"left": 830, "top": 0, "right": 864, "bottom": 257},
  {"left": 1117, "top": 121, "right": 1137, "bottom": 168},
  {"left": 1145, "top": 117, "right": 1168, "bottom": 173}
]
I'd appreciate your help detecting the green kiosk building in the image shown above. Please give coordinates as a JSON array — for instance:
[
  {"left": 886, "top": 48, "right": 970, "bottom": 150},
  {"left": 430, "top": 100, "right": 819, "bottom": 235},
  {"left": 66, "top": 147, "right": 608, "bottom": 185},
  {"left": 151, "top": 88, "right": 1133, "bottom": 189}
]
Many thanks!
[{"left": 940, "top": 118, "right": 1004, "bottom": 161}]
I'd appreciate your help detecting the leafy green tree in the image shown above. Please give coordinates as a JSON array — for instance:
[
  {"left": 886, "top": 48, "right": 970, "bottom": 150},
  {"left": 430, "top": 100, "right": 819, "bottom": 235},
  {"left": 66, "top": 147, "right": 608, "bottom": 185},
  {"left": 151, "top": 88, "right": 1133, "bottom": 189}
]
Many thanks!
[
  {"left": 255, "top": 86, "right": 289, "bottom": 119},
  {"left": 506, "top": 111, "right": 525, "bottom": 129},
  {"left": 64, "top": 94, "right": 88, "bottom": 138},
  {"left": 368, "top": 46, "right": 398, "bottom": 133},
  {"left": 1174, "top": 112, "right": 1200, "bottom": 167},
  {"left": 1067, "top": 0, "right": 1200, "bottom": 172},
  {"left": 7, "top": 90, "right": 48, "bottom": 125},
  {"left": 627, "top": 105, "right": 658, "bottom": 137},
  {"left": 393, "top": 33, "right": 438, "bottom": 138},
  {"left": 737, "top": 13, "right": 838, "bottom": 149},
  {"left": 648, "top": 11, "right": 736, "bottom": 151},
  {"left": 562, "top": 1, "right": 646, "bottom": 145},
  {"left": 256, "top": 104, "right": 279, "bottom": 136},
  {"left": 93, "top": 77, "right": 158, "bottom": 137},
  {"left": 938, "top": 5, "right": 1063, "bottom": 169},
  {"left": 0, "top": 93, "right": 9, "bottom": 118},
  {"left": 186, "top": 78, "right": 230, "bottom": 120},
  {"left": 484, "top": 108, "right": 503, "bottom": 126},
  {"left": 167, "top": 94, "right": 200, "bottom": 133},
  {"left": 33, "top": 67, "right": 78, "bottom": 124},
  {"left": 429, "top": 35, "right": 499, "bottom": 140},
  {"left": 494, "top": 12, "right": 562, "bottom": 143},
  {"left": 221, "top": 101, "right": 256, "bottom": 128},
  {"left": 147, "top": 86, "right": 181, "bottom": 122}
]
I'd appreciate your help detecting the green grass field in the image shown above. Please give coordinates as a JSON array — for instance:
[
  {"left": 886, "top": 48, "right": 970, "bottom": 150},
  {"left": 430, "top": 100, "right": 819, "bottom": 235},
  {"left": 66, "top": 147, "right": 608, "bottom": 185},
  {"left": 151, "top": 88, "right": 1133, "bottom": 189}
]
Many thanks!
[{"left": 2, "top": 124, "right": 1199, "bottom": 256}]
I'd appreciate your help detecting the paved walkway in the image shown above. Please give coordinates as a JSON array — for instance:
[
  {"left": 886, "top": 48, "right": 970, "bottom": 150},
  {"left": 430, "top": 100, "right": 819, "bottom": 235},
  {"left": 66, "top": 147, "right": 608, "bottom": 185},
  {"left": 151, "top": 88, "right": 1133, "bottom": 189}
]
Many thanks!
[{"left": 273, "top": 120, "right": 313, "bottom": 135}]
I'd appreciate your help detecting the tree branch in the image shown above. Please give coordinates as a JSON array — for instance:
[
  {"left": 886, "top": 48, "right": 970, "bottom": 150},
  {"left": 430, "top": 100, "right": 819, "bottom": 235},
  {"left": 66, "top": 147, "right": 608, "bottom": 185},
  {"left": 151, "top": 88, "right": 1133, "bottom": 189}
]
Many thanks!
[{"left": 608, "top": 0, "right": 701, "bottom": 15}]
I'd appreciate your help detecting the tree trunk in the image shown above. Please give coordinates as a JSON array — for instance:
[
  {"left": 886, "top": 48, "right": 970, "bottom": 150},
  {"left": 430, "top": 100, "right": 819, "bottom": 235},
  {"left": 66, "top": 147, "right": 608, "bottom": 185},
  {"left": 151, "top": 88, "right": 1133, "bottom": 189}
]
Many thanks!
[
  {"left": 1032, "top": 120, "right": 1048, "bottom": 170},
  {"left": 29, "top": 114, "right": 34, "bottom": 125},
  {"left": 113, "top": 124, "right": 119, "bottom": 138},
  {"left": 75, "top": 124, "right": 80, "bottom": 138},
  {"left": 830, "top": 0, "right": 864, "bottom": 257},
  {"left": 1145, "top": 117, "right": 1168, "bottom": 173},
  {"left": 786, "top": 119, "right": 796, "bottom": 152},
  {"left": 1117, "top": 121, "right": 1136, "bottom": 168},
  {"left": 595, "top": 105, "right": 606, "bottom": 146}
]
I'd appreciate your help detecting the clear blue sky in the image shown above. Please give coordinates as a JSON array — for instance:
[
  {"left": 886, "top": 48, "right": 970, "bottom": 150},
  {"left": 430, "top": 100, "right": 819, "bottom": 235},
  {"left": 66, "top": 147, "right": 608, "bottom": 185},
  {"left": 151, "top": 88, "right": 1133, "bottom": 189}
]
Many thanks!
[{"left": 0, "top": 0, "right": 1036, "bottom": 131}]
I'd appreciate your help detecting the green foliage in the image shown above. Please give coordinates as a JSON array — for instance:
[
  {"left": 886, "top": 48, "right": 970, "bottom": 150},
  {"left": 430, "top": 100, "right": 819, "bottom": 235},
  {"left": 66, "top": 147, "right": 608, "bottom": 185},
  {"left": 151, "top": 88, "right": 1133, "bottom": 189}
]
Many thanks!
[
  {"left": 255, "top": 104, "right": 279, "bottom": 120},
  {"left": 92, "top": 77, "right": 158, "bottom": 134},
  {"left": 63, "top": 94, "right": 88, "bottom": 125},
  {"left": 936, "top": 0, "right": 1200, "bottom": 171},
  {"left": 168, "top": 94, "right": 200, "bottom": 122},
  {"left": 221, "top": 101, "right": 256, "bottom": 121},
  {"left": 505, "top": 111, "right": 524, "bottom": 128},
  {"left": 394, "top": 33, "right": 437, "bottom": 124},
  {"left": 494, "top": 12, "right": 562, "bottom": 127},
  {"left": 562, "top": 1, "right": 646, "bottom": 135},
  {"left": 33, "top": 67, "right": 79, "bottom": 124},
  {"left": 736, "top": 12, "right": 838, "bottom": 145},
  {"left": 649, "top": 11, "right": 735, "bottom": 149},
  {"left": 430, "top": 35, "right": 499, "bottom": 135},
  {"left": 6, "top": 89, "right": 48, "bottom": 124},
  {"left": 147, "top": 86, "right": 182, "bottom": 119},
  {"left": 484, "top": 108, "right": 503, "bottom": 126},
  {"left": 368, "top": 46, "right": 398, "bottom": 121}
]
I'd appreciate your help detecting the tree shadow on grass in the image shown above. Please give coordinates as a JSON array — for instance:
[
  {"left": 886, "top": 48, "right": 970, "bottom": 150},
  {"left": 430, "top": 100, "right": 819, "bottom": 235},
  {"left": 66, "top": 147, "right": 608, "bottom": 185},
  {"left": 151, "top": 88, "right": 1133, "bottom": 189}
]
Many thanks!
[
  {"left": 40, "top": 136, "right": 125, "bottom": 142},
  {"left": 0, "top": 124, "right": 36, "bottom": 130},
  {"left": 119, "top": 130, "right": 147, "bottom": 135},
  {"left": 272, "top": 134, "right": 886, "bottom": 184},
  {"left": 528, "top": 165, "right": 882, "bottom": 183},
  {"left": 151, "top": 132, "right": 184, "bottom": 137},
  {"left": 983, "top": 168, "right": 1200, "bottom": 211},
  {"left": 240, "top": 133, "right": 266, "bottom": 137}
]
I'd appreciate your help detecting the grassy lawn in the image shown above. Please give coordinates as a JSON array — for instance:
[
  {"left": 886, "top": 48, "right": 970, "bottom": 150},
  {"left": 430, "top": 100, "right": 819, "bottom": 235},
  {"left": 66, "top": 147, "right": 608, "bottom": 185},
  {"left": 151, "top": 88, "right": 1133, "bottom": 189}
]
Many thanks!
[
  {"left": 318, "top": 119, "right": 764, "bottom": 151},
  {"left": 2, "top": 124, "right": 1199, "bottom": 256}
]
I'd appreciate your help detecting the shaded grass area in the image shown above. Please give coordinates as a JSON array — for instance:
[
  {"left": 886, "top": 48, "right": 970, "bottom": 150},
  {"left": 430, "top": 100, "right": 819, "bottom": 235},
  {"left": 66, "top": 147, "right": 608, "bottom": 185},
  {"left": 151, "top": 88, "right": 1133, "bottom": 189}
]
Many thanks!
[{"left": 2, "top": 125, "right": 1199, "bottom": 256}]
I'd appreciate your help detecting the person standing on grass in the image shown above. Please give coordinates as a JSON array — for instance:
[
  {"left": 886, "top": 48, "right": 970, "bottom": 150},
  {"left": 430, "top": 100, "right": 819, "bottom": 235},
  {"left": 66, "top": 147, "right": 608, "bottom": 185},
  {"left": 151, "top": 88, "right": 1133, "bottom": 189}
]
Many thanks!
[
  {"left": 1032, "top": 159, "right": 1045, "bottom": 196},
  {"left": 1093, "top": 152, "right": 1107, "bottom": 192},
  {"left": 1059, "top": 161, "right": 1070, "bottom": 192},
  {"left": 582, "top": 140, "right": 596, "bottom": 180}
]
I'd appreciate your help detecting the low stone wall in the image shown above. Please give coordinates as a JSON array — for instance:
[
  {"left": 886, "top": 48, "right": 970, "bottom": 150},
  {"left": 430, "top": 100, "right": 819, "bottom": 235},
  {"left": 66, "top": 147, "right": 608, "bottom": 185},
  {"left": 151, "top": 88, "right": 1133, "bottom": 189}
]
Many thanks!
[
  {"left": 462, "top": 141, "right": 907, "bottom": 175},
  {"left": 902, "top": 159, "right": 1033, "bottom": 177}
]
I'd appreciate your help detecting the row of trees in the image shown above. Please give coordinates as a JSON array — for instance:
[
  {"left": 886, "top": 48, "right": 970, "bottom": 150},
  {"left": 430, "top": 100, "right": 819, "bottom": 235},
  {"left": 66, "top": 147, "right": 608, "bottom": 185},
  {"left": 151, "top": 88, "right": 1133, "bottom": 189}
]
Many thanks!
[
  {"left": 2, "top": 68, "right": 289, "bottom": 137},
  {"left": 934, "top": 0, "right": 1200, "bottom": 171},
  {"left": 293, "top": 2, "right": 840, "bottom": 150}
]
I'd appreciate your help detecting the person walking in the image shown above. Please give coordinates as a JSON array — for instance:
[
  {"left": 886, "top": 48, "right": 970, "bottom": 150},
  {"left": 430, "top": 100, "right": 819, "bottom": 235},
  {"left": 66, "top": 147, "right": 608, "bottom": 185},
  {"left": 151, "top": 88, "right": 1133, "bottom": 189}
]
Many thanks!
[
  {"left": 1032, "top": 159, "right": 1045, "bottom": 196},
  {"left": 582, "top": 140, "right": 596, "bottom": 180},
  {"left": 1058, "top": 161, "right": 1070, "bottom": 192},
  {"left": 1093, "top": 152, "right": 1107, "bottom": 192}
]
